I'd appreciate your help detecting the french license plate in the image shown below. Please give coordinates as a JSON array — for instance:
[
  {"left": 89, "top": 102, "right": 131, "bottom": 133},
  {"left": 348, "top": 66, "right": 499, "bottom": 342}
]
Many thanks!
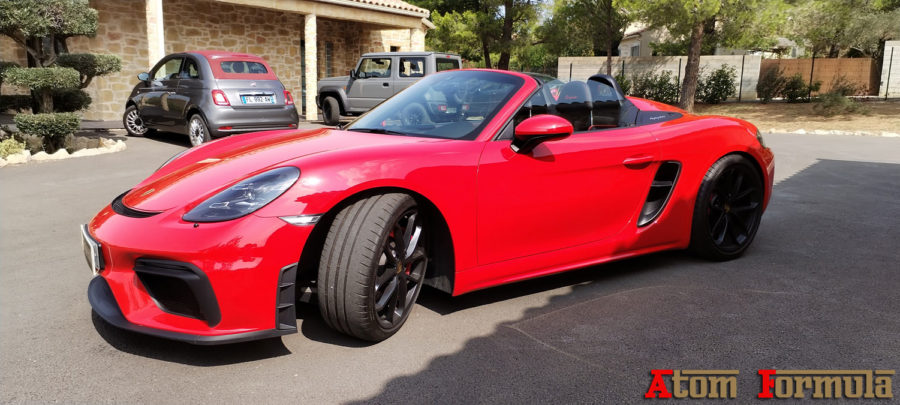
[
  {"left": 81, "top": 225, "right": 103, "bottom": 275},
  {"left": 241, "top": 95, "right": 275, "bottom": 104}
]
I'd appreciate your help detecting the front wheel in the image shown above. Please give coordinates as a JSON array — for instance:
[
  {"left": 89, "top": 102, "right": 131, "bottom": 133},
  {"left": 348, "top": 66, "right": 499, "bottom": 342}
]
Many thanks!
[
  {"left": 322, "top": 96, "right": 341, "bottom": 126},
  {"left": 187, "top": 114, "right": 211, "bottom": 147},
  {"left": 123, "top": 105, "right": 153, "bottom": 137},
  {"left": 318, "top": 194, "right": 428, "bottom": 341},
  {"left": 689, "top": 154, "right": 765, "bottom": 261}
]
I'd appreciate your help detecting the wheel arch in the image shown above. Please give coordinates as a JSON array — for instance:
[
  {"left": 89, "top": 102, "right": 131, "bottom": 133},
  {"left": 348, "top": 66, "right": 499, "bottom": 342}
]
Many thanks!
[
  {"left": 318, "top": 90, "right": 347, "bottom": 114},
  {"left": 296, "top": 186, "right": 456, "bottom": 295}
]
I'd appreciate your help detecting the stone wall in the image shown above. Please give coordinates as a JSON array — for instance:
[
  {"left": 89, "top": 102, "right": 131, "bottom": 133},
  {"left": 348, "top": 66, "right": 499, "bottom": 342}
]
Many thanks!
[
  {"left": 559, "top": 55, "right": 762, "bottom": 100},
  {"left": 67, "top": 0, "right": 150, "bottom": 120},
  {"left": 1, "top": 37, "right": 29, "bottom": 96}
]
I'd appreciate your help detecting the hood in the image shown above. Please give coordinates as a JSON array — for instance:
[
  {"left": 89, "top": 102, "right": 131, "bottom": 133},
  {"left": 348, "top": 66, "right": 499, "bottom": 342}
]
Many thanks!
[{"left": 122, "top": 128, "right": 435, "bottom": 212}]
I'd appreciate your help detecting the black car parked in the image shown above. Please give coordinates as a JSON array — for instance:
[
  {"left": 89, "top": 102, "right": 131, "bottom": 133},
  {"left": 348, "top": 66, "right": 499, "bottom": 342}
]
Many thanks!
[{"left": 123, "top": 51, "right": 299, "bottom": 146}]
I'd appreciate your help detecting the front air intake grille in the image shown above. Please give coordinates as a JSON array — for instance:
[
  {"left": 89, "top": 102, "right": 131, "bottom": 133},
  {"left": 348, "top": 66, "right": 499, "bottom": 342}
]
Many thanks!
[
  {"left": 111, "top": 191, "right": 161, "bottom": 218},
  {"left": 133, "top": 258, "right": 221, "bottom": 327}
]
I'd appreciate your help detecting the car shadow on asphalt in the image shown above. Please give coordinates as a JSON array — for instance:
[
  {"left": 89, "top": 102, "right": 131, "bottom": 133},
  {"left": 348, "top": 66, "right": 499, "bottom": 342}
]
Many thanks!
[
  {"left": 91, "top": 311, "right": 292, "bottom": 366},
  {"left": 144, "top": 131, "right": 192, "bottom": 148}
]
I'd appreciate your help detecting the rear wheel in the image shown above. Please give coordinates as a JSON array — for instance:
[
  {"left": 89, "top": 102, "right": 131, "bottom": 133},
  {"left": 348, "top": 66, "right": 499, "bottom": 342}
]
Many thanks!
[
  {"left": 187, "top": 114, "right": 211, "bottom": 147},
  {"left": 123, "top": 105, "right": 153, "bottom": 137},
  {"left": 689, "top": 154, "right": 764, "bottom": 261},
  {"left": 322, "top": 96, "right": 340, "bottom": 126},
  {"left": 318, "top": 194, "right": 428, "bottom": 341}
]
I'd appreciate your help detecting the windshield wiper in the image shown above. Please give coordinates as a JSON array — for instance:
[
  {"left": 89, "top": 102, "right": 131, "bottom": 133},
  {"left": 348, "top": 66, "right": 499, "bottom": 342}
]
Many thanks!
[{"left": 347, "top": 127, "right": 408, "bottom": 135}]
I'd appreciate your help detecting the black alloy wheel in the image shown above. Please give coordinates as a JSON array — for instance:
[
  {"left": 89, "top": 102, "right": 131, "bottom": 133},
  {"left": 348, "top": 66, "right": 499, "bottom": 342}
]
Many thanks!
[
  {"left": 690, "top": 155, "right": 764, "bottom": 261},
  {"left": 318, "top": 193, "right": 429, "bottom": 341}
]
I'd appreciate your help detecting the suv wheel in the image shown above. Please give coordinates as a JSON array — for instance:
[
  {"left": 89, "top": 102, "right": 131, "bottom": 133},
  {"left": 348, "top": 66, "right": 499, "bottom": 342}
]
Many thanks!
[{"left": 322, "top": 96, "right": 341, "bottom": 126}]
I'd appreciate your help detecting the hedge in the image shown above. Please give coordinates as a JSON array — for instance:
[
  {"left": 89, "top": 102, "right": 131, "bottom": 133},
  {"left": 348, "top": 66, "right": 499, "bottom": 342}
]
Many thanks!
[
  {"left": 56, "top": 53, "right": 122, "bottom": 87},
  {"left": 14, "top": 113, "right": 80, "bottom": 151},
  {"left": 0, "top": 61, "right": 20, "bottom": 88},
  {"left": 53, "top": 89, "right": 92, "bottom": 112},
  {"left": 0, "top": 94, "right": 32, "bottom": 112},
  {"left": 3, "top": 67, "right": 81, "bottom": 91}
]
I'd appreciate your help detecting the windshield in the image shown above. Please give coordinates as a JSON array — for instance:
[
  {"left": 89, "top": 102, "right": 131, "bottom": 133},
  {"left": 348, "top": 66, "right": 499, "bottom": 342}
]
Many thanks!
[{"left": 347, "top": 70, "right": 524, "bottom": 140}]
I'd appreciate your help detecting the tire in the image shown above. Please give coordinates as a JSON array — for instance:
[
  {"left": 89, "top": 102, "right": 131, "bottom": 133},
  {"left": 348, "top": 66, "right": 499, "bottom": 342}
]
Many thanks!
[
  {"left": 318, "top": 193, "right": 429, "bottom": 342},
  {"left": 122, "top": 105, "right": 153, "bottom": 137},
  {"left": 689, "top": 154, "right": 765, "bottom": 261},
  {"left": 187, "top": 114, "right": 211, "bottom": 147},
  {"left": 322, "top": 96, "right": 341, "bottom": 126}
]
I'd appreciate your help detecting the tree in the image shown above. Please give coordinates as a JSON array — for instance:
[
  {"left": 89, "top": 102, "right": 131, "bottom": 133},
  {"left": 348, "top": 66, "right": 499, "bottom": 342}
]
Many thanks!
[
  {"left": 540, "top": 0, "right": 631, "bottom": 74},
  {"left": 623, "top": 0, "right": 786, "bottom": 112},
  {"left": 412, "top": 0, "right": 539, "bottom": 70},
  {"left": 0, "top": 0, "right": 97, "bottom": 67}
]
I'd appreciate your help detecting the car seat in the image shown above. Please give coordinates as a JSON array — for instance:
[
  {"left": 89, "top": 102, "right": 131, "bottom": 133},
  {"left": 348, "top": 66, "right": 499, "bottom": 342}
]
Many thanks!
[
  {"left": 554, "top": 81, "right": 593, "bottom": 131},
  {"left": 232, "top": 62, "right": 245, "bottom": 73}
]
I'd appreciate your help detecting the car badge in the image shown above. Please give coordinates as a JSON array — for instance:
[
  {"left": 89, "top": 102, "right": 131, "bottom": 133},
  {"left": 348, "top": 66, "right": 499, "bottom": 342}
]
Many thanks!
[
  {"left": 140, "top": 188, "right": 155, "bottom": 197},
  {"left": 250, "top": 82, "right": 257, "bottom": 87}
]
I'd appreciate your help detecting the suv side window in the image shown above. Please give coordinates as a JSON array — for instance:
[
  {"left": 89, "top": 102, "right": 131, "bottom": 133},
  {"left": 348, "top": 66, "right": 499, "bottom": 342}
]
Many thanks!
[
  {"left": 152, "top": 58, "right": 183, "bottom": 81},
  {"left": 436, "top": 58, "right": 460, "bottom": 72},
  {"left": 357, "top": 58, "right": 392, "bottom": 79},
  {"left": 180, "top": 58, "right": 200, "bottom": 80},
  {"left": 399, "top": 57, "right": 425, "bottom": 77}
]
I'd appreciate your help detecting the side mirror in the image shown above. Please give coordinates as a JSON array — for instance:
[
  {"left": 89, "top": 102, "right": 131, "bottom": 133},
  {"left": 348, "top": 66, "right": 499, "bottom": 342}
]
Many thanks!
[
  {"left": 137, "top": 72, "right": 150, "bottom": 82},
  {"left": 349, "top": 69, "right": 356, "bottom": 79},
  {"left": 511, "top": 115, "right": 574, "bottom": 154}
]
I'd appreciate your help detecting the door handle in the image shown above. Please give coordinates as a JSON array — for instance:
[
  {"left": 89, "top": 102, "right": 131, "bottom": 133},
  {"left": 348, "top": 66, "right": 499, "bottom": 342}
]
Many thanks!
[
  {"left": 382, "top": 83, "right": 389, "bottom": 87},
  {"left": 623, "top": 154, "right": 654, "bottom": 169},
  {"left": 166, "top": 91, "right": 176, "bottom": 95}
]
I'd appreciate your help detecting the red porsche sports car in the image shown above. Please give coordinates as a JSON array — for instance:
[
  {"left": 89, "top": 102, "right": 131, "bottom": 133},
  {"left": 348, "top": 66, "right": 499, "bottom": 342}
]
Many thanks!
[{"left": 83, "top": 70, "right": 773, "bottom": 344}]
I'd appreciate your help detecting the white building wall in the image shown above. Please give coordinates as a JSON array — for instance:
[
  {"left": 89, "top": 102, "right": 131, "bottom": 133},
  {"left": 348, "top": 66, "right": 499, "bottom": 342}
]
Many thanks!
[{"left": 880, "top": 41, "right": 900, "bottom": 98}]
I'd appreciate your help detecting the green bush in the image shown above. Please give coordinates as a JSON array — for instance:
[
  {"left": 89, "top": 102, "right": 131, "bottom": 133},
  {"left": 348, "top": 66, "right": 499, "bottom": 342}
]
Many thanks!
[
  {"left": 0, "top": 94, "right": 32, "bottom": 112},
  {"left": 812, "top": 92, "right": 868, "bottom": 117},
  {"left": 56, "top": 53, "right": 122, "bottom": 88},
  {"left": 3, "top": 67, "right": 81, "bottom": 91},
  {"left": 615, "top": 72, "right": 632, "bottom": 96},
  {"left": 53, "top": 89, "right": 91, "bottom": 112},
  {"left": 697, "top": 64, "right": 737, "bottom": 104},
  {"left": 14, "top": 112, "right": 80, "bottom": 152},
  {"left": 782, "top": 73, "right": 820, "bottom": 103},
  {"left": 0, "top": 137, "right": 26, "bottom": 158},
  {"left": 630, "top": 70, "right": 680, "bottom": 105},
  {"left": 827, "top": 75, "right": 864, "bottom": 97},
  {"left": 0, "top": 61, "right": 20, "bottom": 89},
  {"left": 756, "top": 68, "right": 786, "bottom": 104}
]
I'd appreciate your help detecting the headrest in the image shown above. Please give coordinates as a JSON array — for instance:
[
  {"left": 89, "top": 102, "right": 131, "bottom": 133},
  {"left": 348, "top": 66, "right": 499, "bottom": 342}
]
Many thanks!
[{"left": 557, "top": 81, "right": 591, "bottom": 105}]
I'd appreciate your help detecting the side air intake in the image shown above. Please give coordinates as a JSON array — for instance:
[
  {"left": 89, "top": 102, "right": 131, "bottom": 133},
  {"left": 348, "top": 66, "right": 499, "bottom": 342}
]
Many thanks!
[{"left": 638, "top": 161, "right": 681, "bottom": 227}]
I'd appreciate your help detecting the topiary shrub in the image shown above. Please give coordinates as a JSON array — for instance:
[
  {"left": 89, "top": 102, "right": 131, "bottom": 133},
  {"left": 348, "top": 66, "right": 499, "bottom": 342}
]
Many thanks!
[
  {"left": 697, "top": 64, "right": 737, "bottom": 104},
  {"left": 0, "top": 94, "right": 32, "bottom": 112},
  {"left": 0, "top": 60, "right": 20, "bottom": 90},
  {"left": 53, "top": 89, "right": 91, "bottom": 112},
  {"left": 3, "top": 67, "right": 80, "bottom": 112},
  {"left": 56, "top": 53, "right": 122, "bottom": 88},
  {"left": 630, "top": 70, "right": 680, "bottom": 105},
  {"left": 14, "top": 112, "right": 80, "bottom": 152},
  {"left": 0, "top": 137, "right": 25, "bottom": 158},
  {"left": 781, "top": 73, "right": 820, "bottom": 103}
]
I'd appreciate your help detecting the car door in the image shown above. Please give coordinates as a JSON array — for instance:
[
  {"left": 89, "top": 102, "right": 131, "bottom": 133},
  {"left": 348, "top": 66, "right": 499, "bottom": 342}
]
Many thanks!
[
  {"left": 169, "top": 56, "right": 203, "bottom": 130},
  {"left": 395, "top": 56, "right": 425, "bottom": 94},
  {"left": 141, "top": 57, "right": 183, "bottom": 127},
  {"left": 347, "top": 57, "right": 395, "bottom": 110},
  {"left": 476, "top": 124, "right": 660, "bottom": 266}
]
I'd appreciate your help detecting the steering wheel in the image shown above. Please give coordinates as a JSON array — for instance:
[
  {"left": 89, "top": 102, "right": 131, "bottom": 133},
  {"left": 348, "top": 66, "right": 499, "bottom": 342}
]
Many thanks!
[{"left": 401, "top": 103, "right": 430, "bottom": 126}]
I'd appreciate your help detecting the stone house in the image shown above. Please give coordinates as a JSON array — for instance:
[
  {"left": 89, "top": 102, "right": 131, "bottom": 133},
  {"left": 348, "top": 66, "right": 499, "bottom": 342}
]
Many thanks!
[{"left": 0, "top": 0, "right": 432, "bottom": 121}]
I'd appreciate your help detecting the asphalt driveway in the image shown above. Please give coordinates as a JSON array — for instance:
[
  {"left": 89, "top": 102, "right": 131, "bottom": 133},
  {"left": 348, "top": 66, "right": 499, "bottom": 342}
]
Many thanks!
[{"left": 1, "top": 132, "right": 898, "bottom": 403}]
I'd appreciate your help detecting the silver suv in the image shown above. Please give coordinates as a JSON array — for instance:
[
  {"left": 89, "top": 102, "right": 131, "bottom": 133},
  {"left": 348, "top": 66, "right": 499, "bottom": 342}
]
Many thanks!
[
  {"left": 123, "top": 51, "right": 299, "bottom": 146},
  {"left": 317, "top": 52, "right": 462, "bottom": 125}
]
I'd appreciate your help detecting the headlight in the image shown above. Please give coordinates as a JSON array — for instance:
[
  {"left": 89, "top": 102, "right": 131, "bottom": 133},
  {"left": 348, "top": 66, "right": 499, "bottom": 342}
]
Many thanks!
[
  {"left": 755, "top": 130, "right": 766, "bottom": 147},
  {"left": 182, "top": 167, "right": 300, "bottom": 222}
]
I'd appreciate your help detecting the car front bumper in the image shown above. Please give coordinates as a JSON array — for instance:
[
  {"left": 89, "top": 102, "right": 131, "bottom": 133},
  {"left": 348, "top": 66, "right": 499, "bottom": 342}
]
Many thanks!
[{"left": 85, "top": 204, "right": 314, "bottom": 344}]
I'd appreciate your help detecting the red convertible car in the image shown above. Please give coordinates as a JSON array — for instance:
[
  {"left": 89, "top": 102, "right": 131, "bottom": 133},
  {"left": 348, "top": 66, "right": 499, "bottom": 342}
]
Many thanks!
[{"left": 83, "top": 70, "right": 773, "bottom": 344}]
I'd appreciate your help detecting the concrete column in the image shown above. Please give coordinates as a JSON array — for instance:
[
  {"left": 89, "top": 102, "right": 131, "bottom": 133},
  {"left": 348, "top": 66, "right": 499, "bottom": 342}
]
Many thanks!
[
  {"left": 304, "top": 13, "right": 318, "bottom": 121},
  {"left": 145, "top": 0, "right": 165, "bottom": 69},
  {"left": 881, "top": 40, "right": 900, "bottom": 98},
  {"left": 410, "top": 27, "right": 425, "bottom": 52}
]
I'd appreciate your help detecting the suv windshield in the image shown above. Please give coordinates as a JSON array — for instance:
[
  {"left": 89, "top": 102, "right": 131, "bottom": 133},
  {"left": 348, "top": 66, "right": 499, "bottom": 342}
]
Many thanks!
[{"left": 348, "top": 71, "right": 523, "bottom": 140}]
